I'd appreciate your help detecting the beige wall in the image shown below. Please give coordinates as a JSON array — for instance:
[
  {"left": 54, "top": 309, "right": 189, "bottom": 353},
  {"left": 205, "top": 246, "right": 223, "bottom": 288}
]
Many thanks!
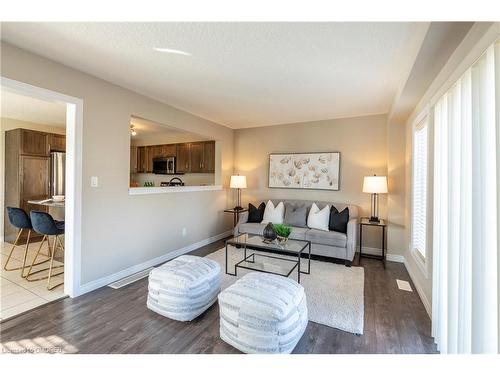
[
  {"left": 0, "top": 117, "right": 67, "bottom": 240},
  {"left": 234, "top": 114, "right": 397, "bottom": 251},
  {"left": 1, "top": 42, "right": 234, "bottom": 285}
]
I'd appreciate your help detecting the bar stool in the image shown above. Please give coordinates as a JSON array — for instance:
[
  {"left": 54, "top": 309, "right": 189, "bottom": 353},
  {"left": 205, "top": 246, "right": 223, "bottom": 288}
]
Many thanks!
[
  {"left": 4, "top": 207, "right": 50, "bottom": 277},
  {"left": 26, "top": 211, "right": 65, "bottom": 290}
]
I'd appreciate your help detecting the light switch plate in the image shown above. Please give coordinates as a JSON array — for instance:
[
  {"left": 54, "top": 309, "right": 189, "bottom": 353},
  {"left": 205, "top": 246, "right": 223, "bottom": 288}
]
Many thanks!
[
  {"left": 396, "top": 279, "right": 413, "bottom": 292},
  {"left": 91, "top": 176, "right": 98, "bottom": 187}
]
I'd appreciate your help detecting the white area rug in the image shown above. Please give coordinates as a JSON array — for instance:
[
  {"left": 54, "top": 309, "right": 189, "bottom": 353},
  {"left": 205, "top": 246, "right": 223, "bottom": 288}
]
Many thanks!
[{"left": 206, "top": 246, "right": 365, "bottom": 335}]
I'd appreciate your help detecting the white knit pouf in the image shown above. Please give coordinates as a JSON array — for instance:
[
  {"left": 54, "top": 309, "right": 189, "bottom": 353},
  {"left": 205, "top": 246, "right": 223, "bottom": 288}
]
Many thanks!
[
  {"left": 218, "top": 272, "right": 308, "bottom": 354},
  {"left": 147, "top": 255, "right": 221, "bottom": 321}
]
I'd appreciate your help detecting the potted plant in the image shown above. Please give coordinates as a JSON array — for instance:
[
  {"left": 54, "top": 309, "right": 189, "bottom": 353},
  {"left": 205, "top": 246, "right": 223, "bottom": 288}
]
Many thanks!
[{"left": 272, "top": 224, "right": 292, "bottom": 245}]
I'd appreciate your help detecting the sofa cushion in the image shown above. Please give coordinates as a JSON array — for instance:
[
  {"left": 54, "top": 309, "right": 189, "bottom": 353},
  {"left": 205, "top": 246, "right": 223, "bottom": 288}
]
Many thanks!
[
  {"left": 329, "top": 206, "right": 349, "bottom": 233},
  {"left": 262, "top": 200, "right": 285, "bottom": 224},
  {"left": 248, "top": 202, "right": 265, "bottom": 223},
  {"left": 289, "top": 226, "right": 309, "bottom": 241},
  {"left": 284, "top": 202, "right": 308, "bottom": 228},
  {"left": 306, "top": 229, "right": 347, "bottom": 247},
  {"left": 239, "top": 222, "right": 266, "bottom": 236},
  {"left": 307, "top": 203, "right": 330, "bottom": 231}
]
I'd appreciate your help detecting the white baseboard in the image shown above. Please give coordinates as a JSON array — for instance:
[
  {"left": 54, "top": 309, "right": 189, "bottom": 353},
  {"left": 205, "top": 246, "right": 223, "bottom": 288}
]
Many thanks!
[
  {"left": 404, "top": 257, "right": 432, "bottom": 318},
  {"left": 76, "top": 230, "right": 232, "bottom": 296},
  {"left": 402, "top": 258, "right": 435, "bottom": 347},
  {"left": 357, "top": 246, "right": 405, "bottom": 263}
]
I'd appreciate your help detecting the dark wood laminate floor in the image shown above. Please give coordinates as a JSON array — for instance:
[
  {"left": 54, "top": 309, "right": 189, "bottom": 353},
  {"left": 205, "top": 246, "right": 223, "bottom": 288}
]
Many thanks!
[{"left": 0, "top": 238, "right": 438, "bottom": 354}]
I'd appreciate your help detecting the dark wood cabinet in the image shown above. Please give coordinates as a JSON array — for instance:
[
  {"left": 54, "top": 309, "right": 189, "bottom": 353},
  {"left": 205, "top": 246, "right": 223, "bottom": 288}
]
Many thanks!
[
  {"left": 132, "top": 141, "right": 215, "bottom": 174},
  {"left": 202, "top": 141, "right": 215, "bottom": 172},
  {"left": 4, "top": 129, "right": 53, "bottom": 243},
  {"left": 20, "top": 129, "right": 48, "bottom": 156},
  {"left": 163, "top": 144, "right": 177, "bottom": 157},
  {"left": 49, "top": 134, "right": 66, "bottom": 152},
  {"left": 130, "top": 146, "right": 138, "bottom": 173},
  {"left": 176, "top": 143, "right": 191, "bottom": 173},
  {"left": 189, "top": 142, "right": 204, "bottom": 173}
]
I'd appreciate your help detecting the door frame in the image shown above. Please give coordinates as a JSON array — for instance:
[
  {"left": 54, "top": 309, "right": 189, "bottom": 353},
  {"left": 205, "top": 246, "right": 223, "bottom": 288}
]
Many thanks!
[{"left": 1, "top": 76, "right": 83, "bottom": 298}]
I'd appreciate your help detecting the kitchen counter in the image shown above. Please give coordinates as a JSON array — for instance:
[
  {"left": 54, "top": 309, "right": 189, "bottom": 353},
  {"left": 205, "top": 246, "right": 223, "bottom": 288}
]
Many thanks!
[{"left": 129, "top": 185, "right": 223, "bottom": 195}]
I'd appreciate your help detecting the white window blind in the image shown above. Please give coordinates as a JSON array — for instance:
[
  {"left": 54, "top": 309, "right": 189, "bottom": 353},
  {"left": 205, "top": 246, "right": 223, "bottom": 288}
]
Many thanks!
[
  {"left": 431, "top": 41, "right": 499, "bottom": 354},
  {"left": 412, "top": 118, "right": 428, "bottom": 259}
]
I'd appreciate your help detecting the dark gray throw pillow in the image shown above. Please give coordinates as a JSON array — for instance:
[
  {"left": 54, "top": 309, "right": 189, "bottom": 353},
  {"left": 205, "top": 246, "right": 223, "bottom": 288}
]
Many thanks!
[
  {"left": 329, "top": 206, "right": 349, "bottom": 233},
  {"left": 248, "top": 202, "right": 265, "bottom": 223},
  {"left": 284, "top": 203, "right": 308, "bottom": 228}
]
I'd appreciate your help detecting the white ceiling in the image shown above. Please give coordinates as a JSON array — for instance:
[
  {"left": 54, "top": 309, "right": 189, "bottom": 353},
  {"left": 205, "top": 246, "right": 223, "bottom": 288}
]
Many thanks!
[
  {"left": 1, "top": 89, "right": 66, "bottom": 126},
  {"left": 1, "top": 22, "right": 427, "bottom": 128}
]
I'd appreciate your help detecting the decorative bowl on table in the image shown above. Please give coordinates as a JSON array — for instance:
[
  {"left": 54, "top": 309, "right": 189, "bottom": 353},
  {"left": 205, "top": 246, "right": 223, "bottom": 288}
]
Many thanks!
[
  {"left": 52, "top": 195, "right": 65, "bottom": 202},
  {"left": 272, "top": 224, "right": 292, "bottom": 246}
]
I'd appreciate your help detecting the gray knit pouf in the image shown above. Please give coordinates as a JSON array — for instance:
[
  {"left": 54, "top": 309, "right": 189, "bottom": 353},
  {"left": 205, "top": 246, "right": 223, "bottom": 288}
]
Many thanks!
[
  {"left": 147, "top": 255, "right": 221, "bottom": 321},
  {"left": 218, "top": 272, "right": 308, "bottom": 354}
]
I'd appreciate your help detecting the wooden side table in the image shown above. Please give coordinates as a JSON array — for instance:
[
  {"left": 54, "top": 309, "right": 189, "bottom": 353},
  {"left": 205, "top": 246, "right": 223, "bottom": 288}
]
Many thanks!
[
  {"left": 224, "top": 208, "right": 248, "bottom": 227},
  {"left": 359, "top": 217, "right": 387, "bottom": 266}
]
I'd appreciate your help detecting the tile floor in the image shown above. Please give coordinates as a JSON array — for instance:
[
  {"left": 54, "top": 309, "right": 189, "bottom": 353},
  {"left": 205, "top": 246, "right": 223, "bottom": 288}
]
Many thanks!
[{"left": 1, "top": 240, "right": 66, "bottom": 321}]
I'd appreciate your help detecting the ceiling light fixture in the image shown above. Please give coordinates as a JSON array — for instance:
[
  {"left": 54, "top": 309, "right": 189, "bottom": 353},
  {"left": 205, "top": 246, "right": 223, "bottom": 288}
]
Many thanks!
[
  {"left": 130, "top": 125, "right": 137, "bottom": 136},
  {"left": 153, "top": 47, "right": 191, "bottom": 56}
]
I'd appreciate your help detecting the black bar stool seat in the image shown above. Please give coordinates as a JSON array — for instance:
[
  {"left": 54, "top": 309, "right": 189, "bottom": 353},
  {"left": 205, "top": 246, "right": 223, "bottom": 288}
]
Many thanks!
[
  {"left": 4, "top": 207, "right": 50, "bottom": 277},
  {"left": 26, "top": 211, "right": 65, "bottom": 290}
]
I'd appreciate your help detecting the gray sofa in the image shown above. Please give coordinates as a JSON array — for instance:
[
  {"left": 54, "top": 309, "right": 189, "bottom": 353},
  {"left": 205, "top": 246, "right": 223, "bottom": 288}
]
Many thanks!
[{"left": 234, "top": 199, "right": 359, "bottom": 266}]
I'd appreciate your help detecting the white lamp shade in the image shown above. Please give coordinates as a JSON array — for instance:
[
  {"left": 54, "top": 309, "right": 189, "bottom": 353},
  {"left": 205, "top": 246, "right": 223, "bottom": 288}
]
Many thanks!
[
  {"left": 363, "top": 176, "right": 388, "bottom": 194},
  {"left": 230, "top": 175, "right": 247, "bottom": 189}
]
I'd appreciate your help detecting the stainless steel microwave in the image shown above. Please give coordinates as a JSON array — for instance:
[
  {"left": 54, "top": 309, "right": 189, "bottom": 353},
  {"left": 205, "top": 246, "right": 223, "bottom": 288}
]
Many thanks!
[{"left": 153, "top": 157, "right": 176, "bottom": 175}]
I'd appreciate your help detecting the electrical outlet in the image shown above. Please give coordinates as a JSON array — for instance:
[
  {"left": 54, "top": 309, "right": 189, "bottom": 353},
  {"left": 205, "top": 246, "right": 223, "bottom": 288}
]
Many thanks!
[
  {"left": 182, "top": 227, "right": 187, "bottom": 237},
  {"left": 91, "top": 176, "right": 98, "bottom": 187}
]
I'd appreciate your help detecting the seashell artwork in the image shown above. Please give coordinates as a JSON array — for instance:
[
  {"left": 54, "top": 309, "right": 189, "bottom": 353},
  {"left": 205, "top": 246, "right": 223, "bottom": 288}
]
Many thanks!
[{"left": 269, "top": 152, "right": 340, "bottom": 190}]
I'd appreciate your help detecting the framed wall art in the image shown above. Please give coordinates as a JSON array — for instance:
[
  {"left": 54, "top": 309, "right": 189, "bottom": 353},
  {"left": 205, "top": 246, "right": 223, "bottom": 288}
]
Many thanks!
[{"left": 268, "top": 152, "right": 340, "bottom": 191}]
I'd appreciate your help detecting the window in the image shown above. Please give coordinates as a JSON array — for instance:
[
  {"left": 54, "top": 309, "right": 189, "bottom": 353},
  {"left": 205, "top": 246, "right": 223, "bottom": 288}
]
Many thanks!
[{"left": 412, "top": 116, "right": 428, "bottom": 259}]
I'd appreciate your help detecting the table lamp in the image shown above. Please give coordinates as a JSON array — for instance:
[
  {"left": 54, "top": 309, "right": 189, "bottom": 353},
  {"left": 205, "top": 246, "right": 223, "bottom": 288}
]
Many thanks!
[
  {"left": 363, "top": 175, "right": 388, "bottom": 223},
  {"left": 230, "top": 175, "right": 247, "bottom": 211}
]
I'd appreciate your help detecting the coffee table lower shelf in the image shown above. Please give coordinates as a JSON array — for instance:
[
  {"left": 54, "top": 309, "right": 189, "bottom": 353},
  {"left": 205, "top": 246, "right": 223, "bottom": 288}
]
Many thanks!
[{"left": 225, "top": 233, "right": 311, "bottom": 283}]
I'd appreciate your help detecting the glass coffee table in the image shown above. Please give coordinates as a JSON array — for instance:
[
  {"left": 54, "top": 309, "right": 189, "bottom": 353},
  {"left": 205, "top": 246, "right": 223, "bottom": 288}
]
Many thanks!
[{"left": 225, "top": 233, "right": 311, "bottom": 283}]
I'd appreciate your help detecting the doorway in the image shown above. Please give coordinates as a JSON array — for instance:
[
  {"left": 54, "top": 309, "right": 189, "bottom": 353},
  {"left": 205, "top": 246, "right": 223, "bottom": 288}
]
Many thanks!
[{"left": 1, "top": 77, "right": 83, "bottom": 320}]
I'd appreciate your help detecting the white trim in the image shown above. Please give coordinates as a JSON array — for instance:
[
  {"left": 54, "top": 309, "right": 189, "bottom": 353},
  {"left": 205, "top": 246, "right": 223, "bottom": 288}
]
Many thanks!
[
  {"left": 129, "top": 185, "right": 223, "bottom": 195},
  {"left": 77, "top": 230, "right": 232, "bottom": 295},
  {"left": 0, "top": 77, "right": 83, "bottom": 299},
  {"left": 410, "top": 247, "right": 428, "bottom": 278},
  {"left": 357, "top": 246, "right": 405, "bottom": 263},
  {"left": 404, "top": 257, "right": 432, "bottom": 318}
]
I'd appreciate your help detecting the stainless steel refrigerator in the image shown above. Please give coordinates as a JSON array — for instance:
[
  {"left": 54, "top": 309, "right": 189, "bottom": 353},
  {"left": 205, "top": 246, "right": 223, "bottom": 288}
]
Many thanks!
[{"left": 50, "top": 152, "right": 66, "bottom": 196}]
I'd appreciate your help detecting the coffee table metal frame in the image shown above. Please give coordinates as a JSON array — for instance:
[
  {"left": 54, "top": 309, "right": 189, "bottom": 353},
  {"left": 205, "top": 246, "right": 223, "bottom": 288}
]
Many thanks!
[{"left": 225, "top": 233, "right": 311, "bottom": 283}]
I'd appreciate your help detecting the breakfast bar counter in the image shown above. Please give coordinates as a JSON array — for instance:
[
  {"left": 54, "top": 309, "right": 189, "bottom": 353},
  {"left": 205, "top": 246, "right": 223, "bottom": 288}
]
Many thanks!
[{"left": 27, "top": 198, "right": 65, "bottom": 208}]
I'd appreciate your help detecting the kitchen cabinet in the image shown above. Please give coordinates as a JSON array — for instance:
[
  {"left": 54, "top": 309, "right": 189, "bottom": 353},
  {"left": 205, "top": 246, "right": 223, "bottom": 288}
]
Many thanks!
[
  {"left": 4, "top": 129, "right": 51, "bottom": 243},
  {"left": 130, "top": 146, "right": 138, "bottom": 173},
  {"left": 189, "top": 142, "right": 204, "bottom": 173},
  {"left": 49, "top": 134, "right": 66, "bottom": 152},
  {"left": 162, "top": 144, "right": 177, "bottom": 157},
  {"left": 132, "top": 141, "right": 215, "bottom": 174},
  {"left": 136, "top": 146, "right": 146, "bottom": 173},
  {"left": 20, "top": 129, "right": 48, "bottom": 156},
  {"left": 176, "top": 143, "right": 191, "bottom": 173},
  {"left": 202, "top": 141, "right": 215, "bottom": 172}
]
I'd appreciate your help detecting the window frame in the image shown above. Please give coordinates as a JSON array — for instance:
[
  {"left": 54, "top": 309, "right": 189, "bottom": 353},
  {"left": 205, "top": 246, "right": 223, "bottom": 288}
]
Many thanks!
[{"left": 410, "top": 110, "right": 430, "bottom": 275}]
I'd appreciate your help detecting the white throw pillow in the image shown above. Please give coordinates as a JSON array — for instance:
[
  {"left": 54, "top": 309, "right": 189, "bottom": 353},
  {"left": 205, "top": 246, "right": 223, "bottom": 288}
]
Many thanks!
[
  {"left": 261, "top": 200, "right": 285, "bottom": 224},
  {"left": 307, "top": 203, "right": 330, "bottom": 231}
]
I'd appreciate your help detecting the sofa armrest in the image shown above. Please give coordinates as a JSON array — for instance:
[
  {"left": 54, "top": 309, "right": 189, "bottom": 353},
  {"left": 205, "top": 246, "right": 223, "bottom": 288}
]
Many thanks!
[
  {"left": 346, "top": 218, "right": 358, "bottom": 261},
  {"left": 233, "top": 211, "right": 249, "bottom": 237}
]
